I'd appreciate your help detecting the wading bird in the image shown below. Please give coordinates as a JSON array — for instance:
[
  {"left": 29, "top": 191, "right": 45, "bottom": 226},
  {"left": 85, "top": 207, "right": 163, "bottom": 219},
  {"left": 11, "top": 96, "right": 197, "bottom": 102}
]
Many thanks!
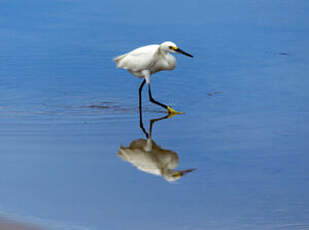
[
  {"left": 118, "top": 114, "right": 195, "bottom": 182},
  {"left": 114, "top": 41, "right": 193, "bottom": 114}
]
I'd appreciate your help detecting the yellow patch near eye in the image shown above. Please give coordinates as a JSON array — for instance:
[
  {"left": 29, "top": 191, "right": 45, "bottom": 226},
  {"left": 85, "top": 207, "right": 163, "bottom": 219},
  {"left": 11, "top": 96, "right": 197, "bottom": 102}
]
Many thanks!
[{"left": 172, "top": 46, "right": 178, "bottom": 50}]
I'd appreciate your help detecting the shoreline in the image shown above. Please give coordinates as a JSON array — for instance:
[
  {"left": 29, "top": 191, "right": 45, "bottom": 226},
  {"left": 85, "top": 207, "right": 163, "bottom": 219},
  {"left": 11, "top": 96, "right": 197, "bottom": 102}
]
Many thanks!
[{"left": 0, "top": 215, "right": 45, "bottom": 230}]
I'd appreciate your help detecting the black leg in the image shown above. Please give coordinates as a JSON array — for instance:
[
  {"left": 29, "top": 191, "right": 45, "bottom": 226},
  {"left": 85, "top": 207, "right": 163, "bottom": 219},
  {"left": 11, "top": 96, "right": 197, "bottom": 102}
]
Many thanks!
[
  {"left": 139, "top": 79, "right": 146, "bottom": 111},
  {"left": 139, "top": 111, "right": 170, "bottom": 138},
  {"left": 138, "top": 80, "right": 148, "bottom": 137},
  {"left": 148, "top": 83, "right": 168, "bottom": 109},
  {"left": 149, "top": 114, "right": 169, "bottom": 137},
  {"left": 139, "top": 108, "right": 148, "bottom": 138}
]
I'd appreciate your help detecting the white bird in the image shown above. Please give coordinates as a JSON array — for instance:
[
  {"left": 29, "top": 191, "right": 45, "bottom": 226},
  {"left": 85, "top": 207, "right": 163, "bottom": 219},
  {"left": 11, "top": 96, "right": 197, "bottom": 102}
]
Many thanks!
[
  {"left": 118, "top": 113, "right": 195, "bottom": 182},
  {"left": 118, "top": 138, "right": 195, "bottom": 182},
  {"left": 114, "top": 41, "right": 193, "bottom": 114}
]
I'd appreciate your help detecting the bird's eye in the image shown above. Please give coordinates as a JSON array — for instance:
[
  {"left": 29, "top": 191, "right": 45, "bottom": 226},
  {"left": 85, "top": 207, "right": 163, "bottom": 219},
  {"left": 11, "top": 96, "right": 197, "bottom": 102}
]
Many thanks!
[{"left": 168, "top": 46, "right": 173, "bottom": 49}]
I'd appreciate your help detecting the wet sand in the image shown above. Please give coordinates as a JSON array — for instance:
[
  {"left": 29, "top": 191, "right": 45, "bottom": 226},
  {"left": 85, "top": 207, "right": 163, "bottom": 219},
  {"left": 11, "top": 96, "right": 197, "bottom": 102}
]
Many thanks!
[{"left": 0, "top": 216, "right": 44, "bottom": 230}]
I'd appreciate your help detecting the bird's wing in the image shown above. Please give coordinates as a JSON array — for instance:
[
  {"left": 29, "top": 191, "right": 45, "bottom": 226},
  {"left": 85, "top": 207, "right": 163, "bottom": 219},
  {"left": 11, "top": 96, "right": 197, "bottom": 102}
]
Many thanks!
[{"left": 114, "top": 44, "right": 159, "bottom": 72}]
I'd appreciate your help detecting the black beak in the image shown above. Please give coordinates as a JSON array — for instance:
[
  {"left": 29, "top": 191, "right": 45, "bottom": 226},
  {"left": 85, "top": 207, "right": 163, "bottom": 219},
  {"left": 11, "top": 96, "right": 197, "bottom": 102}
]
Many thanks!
[
  {"left": 176, "top": 48, "right": 193, "bottom": 58},
  {"left": 182, "top": 168, "right": 196, "bottom": 175}
]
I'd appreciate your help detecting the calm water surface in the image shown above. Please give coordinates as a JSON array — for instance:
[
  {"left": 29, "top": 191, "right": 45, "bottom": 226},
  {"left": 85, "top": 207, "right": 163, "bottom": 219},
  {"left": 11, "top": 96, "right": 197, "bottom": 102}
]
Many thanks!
[{"left": 0, "top": 0, "right": 309, "bottom": 229}]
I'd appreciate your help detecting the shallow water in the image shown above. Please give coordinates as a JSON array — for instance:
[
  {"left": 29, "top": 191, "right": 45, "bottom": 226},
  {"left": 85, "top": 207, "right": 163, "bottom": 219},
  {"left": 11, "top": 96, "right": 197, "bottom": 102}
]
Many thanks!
[{"left": 1, "top": 0, "right": 309, "bottom": 229}]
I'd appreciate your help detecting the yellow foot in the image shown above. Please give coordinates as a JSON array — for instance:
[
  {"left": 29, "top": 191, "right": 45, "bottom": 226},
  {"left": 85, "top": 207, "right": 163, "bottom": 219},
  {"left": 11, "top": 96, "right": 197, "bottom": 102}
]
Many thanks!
[{"left": 167, "top": 106, "right": 184, "bottom": 115}]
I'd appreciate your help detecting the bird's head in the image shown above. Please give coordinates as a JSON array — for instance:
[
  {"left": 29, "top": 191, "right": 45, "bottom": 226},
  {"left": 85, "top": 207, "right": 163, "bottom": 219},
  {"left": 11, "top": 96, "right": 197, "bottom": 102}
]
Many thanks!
[{"left": 160, "top": 41, "right": 193, "bottom": 58}]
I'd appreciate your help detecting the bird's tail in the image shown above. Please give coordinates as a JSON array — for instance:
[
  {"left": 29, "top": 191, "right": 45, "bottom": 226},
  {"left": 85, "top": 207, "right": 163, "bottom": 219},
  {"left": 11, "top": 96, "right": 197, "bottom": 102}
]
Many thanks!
[{"left": 113, "top": 53, "right": 127, "bottom": 68}]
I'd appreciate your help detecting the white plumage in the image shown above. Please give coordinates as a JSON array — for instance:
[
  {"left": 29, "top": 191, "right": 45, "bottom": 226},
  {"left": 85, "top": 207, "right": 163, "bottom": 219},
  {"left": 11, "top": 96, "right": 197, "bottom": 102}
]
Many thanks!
[
  {"left": 114, "top": 41, "right": 193, "bottom": 114},
  {"left": 114, "top": 42, "right": 176, "bottom": 78},
  {"left": 118, "top": 138, "right": 194, "bottom": 182}
]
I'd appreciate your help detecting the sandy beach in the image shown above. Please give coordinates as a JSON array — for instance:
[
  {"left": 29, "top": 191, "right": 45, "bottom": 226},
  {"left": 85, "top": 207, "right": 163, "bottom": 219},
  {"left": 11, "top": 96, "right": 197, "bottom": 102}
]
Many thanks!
[{"left": 0, "top": 216, "right": 44, "bottom": 230}]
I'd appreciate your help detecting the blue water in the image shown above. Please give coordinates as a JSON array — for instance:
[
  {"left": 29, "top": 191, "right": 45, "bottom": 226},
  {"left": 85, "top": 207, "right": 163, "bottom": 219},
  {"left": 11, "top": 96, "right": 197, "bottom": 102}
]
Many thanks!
[{"left": 1, "top": 0, "right": 309, "bottom": 229}]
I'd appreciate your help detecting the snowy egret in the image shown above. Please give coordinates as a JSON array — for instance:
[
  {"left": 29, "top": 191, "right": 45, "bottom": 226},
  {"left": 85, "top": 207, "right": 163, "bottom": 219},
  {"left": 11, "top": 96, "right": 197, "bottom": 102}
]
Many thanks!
[
  {"left": 118, "top": 114, "right": 195, "bottom": 182},
  {"left": 118, "top": 138, "right": 195, "bottom": 182},
  {"left": 114, "top": 41, "right": 193, "bottom": 114}
]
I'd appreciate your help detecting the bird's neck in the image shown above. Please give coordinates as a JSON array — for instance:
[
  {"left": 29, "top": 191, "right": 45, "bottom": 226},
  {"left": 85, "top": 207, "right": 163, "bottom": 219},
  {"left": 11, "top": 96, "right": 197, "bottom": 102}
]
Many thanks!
[{"left": 158, "top": 46, "right": 169, "bottom": 56}]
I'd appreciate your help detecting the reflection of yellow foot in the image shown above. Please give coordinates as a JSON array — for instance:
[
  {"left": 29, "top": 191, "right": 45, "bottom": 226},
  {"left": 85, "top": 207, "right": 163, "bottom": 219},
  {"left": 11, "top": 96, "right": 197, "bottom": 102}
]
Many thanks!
[
  {"left": 167, "top": 113, "right": 177, "bottom": 119},
  {"left": 167, "top": 106, "right": 184, "bottom": 115}
]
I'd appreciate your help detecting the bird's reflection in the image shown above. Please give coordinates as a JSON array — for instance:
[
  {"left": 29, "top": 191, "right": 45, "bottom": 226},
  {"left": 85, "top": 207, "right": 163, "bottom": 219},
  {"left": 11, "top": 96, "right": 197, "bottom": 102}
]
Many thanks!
[{"left": 118, "top": 111, "right": 195, "bottom": 182}]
